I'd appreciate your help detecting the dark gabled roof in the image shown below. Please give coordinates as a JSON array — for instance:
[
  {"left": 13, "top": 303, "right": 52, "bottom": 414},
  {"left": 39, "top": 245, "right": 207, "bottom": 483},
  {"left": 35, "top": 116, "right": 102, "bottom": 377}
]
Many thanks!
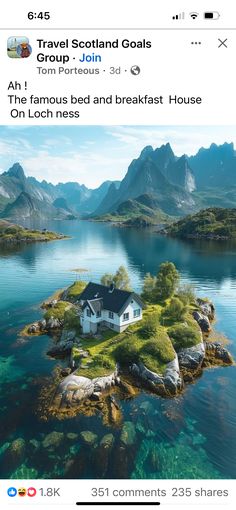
[
  {"left": 82, "top": 298, "right": 103, "bottom": 315},
  {"left": 79, "top": 282, "right": 143, "bottom": 315}
]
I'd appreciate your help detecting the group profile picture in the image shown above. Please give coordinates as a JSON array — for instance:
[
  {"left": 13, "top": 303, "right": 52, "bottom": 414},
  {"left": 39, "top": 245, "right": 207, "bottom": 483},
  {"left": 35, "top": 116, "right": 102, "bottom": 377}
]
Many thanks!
[{"left": 7, "top": 36, "right": 32, "bottom": 58}]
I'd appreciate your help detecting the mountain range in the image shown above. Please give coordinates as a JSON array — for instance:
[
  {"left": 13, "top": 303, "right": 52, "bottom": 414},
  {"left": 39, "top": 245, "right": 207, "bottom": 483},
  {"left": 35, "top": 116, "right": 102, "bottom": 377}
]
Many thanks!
[{"left": 0, "top": 141, "right": 235, "bottom": 222}]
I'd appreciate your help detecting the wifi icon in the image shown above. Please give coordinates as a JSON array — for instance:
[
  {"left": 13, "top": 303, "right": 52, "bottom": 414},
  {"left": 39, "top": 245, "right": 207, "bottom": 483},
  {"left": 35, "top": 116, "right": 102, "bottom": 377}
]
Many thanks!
[{"left": 190, "top": 12, "right": 199, "bottom": 19}]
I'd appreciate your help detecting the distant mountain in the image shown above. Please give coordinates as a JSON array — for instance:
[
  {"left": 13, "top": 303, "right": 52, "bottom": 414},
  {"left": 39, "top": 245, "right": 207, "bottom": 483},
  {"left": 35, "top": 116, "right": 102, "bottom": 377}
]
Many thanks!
[
  {"left": 1, "top": 191, "right": 74, "bottom": 221},
  {"left": 94, "top": 144, "right": 196, "bottom": 217},
  {"left": 1, "top": 141, "right": 236, "bottom": 222},
  {"left": 53, "top": 197, "right": 72, "bottom": 211},
  {"left": 189, "top": 142, "right": 236, "bottom": 188},
  {"left": 163, "top": 207, "right": 236, "bottom": 239},
  {"left": 0, "top": 163, "right": 117, "bottom": 219}
]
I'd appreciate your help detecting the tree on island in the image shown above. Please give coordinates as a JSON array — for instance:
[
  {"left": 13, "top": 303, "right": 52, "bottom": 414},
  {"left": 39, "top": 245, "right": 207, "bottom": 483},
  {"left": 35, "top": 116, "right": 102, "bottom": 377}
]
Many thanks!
[
  {"left": 176, "top": 283, "right": 196, "bottom": 305},
  {"left": 162, "top": 297, "right": 187, "bottom": 322},
  {"left": 101, "top": 265, "right": 131, "bottom": 291},
  {"left": 154, "top": 262, "right": 180, "bottom": 301},
  {"left": 142, "top": 272, "right": 156, "bottom": 301},
  {"left": 142, "top": 262, "right": 180, "bottom": 303}
]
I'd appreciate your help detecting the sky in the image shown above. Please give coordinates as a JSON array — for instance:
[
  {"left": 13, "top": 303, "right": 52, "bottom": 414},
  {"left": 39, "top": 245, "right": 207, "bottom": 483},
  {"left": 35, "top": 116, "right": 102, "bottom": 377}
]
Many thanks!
[{"left": 0, "top": 125, "right": 235, "bottom": 188}]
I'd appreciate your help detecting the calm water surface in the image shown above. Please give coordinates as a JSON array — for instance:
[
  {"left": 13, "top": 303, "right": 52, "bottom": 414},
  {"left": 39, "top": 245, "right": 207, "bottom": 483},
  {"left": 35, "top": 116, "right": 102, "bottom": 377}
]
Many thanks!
[{"left": 0, "top": 220, "right": 236, "bottom": 479}]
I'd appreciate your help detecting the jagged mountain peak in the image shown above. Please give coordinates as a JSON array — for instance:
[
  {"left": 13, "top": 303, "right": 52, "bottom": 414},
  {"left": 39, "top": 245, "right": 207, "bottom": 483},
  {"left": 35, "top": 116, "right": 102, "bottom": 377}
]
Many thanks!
[
  {"left": 139, "top": 145, "right": 154, "bottom": 159},
  {"left": 4, "top": 162, "right": 26, "bottom": 181}
]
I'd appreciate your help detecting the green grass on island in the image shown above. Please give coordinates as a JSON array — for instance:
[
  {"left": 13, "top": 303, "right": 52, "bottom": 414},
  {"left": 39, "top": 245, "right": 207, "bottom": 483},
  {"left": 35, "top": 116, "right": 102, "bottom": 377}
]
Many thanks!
[
  {"left": 26, "top": 263, "right": 204, "bottom": 380},
  {"left": 0, "top": 219, "right": 69, "bottom": 243},
  {"left": 163, "top": 207, "right": 236, "bottom": 239},
  {"left": 69, "top": 300, "right": 202, "bottom": 379}
]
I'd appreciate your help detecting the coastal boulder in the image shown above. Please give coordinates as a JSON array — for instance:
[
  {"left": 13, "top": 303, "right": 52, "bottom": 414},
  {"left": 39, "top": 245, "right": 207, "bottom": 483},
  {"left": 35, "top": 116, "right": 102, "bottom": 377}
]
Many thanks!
[
  {"left": 55, "top": 374, "right": 95, "bottom": 407},
  {"left": 47, "top": 317, "right": 62, "bottom": 329},
  {"left": 178, "top": 342, "right": 205, "bottom": 370},
  {"left": 196, "top": 298, "right": 215, "bottom": 320},
  {"left": 129, "top": 355, "right": 182, "bottom": 396},
  {"left": 192, "top": 311, "right": 211, "bottom": 332},
  {"left": 198, "top": 315, "right": 211, "bottom": 333},
  {"left": 28, "top": 322, "right": 40, "bottom": 334},
  {"left": 205, "top": 342, "right": 233, "bottom": 365}
]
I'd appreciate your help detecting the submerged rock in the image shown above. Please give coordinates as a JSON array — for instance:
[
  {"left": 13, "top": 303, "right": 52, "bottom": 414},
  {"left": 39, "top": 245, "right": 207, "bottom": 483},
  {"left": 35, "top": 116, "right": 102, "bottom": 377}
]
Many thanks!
[
  {"left": 100, "top": 433, "right": 115, "bottom": 449},
  {"left": 10, "top": 464, "right": 39, "bottom": 479},
  {"left": 80, "top": 431, "right": 98, "bottom": 447},
  {"left": 67, "top": 432, "right": 78, "bottom": 441},
  {"left": 29, "top": 439, "right": 40, "bottom": 454},
  {"left": 42, "top": 431, "right": 64, "bottom": 450},
  {"left": 0, "top": 442, "right": 10, "bottom": 457},
  {"left": 92, "top": 434, "right": 115, "bottom": 478},
  {"left": 3, "top": 438, "right": 26, "bottom": 474},
  {"left": 121, "top": 421, "right": 136, "bottom": 446}
]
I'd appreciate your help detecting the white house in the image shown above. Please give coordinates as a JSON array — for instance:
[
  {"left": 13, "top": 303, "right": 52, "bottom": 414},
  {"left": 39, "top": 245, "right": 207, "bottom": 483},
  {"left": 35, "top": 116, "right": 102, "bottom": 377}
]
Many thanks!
[{"left": 79, "top": 282, "right": 143, "bottom": 334}]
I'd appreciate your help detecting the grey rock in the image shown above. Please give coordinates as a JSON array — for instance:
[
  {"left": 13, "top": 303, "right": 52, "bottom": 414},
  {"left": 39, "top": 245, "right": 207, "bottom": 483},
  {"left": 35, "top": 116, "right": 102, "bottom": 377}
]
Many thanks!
[
  {"left": 39, "top": 319, "right": 47, "bottom": 331},
  {"left": 28, "top": 323, "right": 40, "bottom": 334},
  {"left": 61, "top": 329, "right": 76, "bottom": 342},
  {"left": 129, "top": 354, "right": 182, "bottom": 395},
  {"left": 93, "top": 371, "right": 118, "bottom": 392},
  {"left": 58, "top": 374, "right": 95, "bottom": 405},
  {"left": 206, "top": 342, "right": 233, "bottom": 364},
  {"left": 47, "top": 317, "right": 61, "bottom": 329},
  {"left": 199, "top": 315, "right": 211, "bottom": 332},
  {"left": 178, "top": 342, "right": 205, "bottom": 370}
]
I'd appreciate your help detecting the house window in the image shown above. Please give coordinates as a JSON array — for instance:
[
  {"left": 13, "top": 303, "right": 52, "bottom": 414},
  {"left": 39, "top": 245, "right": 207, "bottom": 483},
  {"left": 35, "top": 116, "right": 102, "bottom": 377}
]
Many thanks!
[
  {"left": 86, "top": 308, "right": 91, "bottom": 317},
  {"left": 96, "top": 311, "right": 101, "bottom": 318},
  {"left": 123, "top": 312, "right": 129, "bottom": 321},
  {"left": 110, "top": 322, "right": 114, "bottom": 329},
  {"left": 109, "top": 311, "right": 114, "bottom": 319},
  {"left": 134, "top": 309, "right": 140, "bottom": 318}
]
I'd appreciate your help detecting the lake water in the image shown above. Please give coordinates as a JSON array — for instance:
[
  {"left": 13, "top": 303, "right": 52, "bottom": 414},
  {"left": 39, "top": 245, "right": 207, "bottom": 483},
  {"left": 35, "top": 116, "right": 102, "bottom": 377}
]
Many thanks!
[{"left": 0, "top": 220, "right": 236, "bottom": 479}]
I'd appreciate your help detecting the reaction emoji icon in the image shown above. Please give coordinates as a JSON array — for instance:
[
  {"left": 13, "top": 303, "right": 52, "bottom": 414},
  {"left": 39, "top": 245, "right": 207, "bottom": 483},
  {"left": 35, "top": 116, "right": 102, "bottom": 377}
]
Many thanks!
[
  {"left": 7, "top": 487, "right": 17, "bottom": 497},
  {"left": 27, "top": 487, "right": 37, "bottom": 497},
  {"left": 18, "top": 487, "right": 27, "bottom": 497}
]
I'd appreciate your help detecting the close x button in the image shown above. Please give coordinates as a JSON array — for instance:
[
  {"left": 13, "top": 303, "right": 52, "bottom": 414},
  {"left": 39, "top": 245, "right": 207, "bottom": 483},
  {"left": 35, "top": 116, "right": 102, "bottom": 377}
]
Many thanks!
[{"left": 218, "top": 38, "right": 228, "bottom": 48}]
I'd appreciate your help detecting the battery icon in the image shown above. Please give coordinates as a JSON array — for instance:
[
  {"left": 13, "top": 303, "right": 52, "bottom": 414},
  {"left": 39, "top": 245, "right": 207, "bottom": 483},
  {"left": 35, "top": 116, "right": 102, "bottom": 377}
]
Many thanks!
[{"left": 204, "top": 11, "right": 220, "bottom": 19}]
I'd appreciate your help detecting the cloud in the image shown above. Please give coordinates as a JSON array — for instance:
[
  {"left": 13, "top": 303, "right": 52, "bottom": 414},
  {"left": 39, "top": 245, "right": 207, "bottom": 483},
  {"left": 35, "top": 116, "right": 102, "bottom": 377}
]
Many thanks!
[
  {"left": 22, "top": 150, "right": 128, "bottom": 187},
  {"left": 107, "top": 126, "right": 236, "bottom": 157}
]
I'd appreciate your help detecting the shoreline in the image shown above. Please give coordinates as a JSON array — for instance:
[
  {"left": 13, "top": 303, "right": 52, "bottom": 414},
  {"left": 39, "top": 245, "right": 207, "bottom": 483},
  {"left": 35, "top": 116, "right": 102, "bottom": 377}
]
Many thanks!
[{"left": 20, "top": 283, "right": 234, "bottom": 421}]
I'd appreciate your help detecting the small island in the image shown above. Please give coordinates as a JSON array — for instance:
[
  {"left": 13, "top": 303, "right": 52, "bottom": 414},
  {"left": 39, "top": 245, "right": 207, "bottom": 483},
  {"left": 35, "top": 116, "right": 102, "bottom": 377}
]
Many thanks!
[
  {"left": 0, "top": 219, "right": 69, "bottom": 244},
  {"left": 22, "top": 263, "right": 233, "bottom": 423},
  {"left": 92, "top": 194, "right": 172, "bottom": 228},
  {"left": 161, "top": 207, "right": 236, "bottom": 240}
]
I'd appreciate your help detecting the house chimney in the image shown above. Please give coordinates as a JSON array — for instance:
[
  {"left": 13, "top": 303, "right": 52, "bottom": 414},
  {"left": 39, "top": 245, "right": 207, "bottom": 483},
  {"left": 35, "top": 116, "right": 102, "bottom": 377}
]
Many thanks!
[{"left": 109, "top": 283, "right": 115, "bottom": 293}]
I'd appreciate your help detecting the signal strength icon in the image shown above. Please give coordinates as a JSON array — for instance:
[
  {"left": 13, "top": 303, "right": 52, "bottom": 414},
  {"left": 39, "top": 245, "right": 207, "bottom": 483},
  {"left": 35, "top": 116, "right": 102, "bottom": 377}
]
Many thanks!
[
  {"left": 172, "top": 12, "right": 185, "bottom": 20},
  {"left": 190, "top": 12, "right": 199, "bottom": 19}
]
